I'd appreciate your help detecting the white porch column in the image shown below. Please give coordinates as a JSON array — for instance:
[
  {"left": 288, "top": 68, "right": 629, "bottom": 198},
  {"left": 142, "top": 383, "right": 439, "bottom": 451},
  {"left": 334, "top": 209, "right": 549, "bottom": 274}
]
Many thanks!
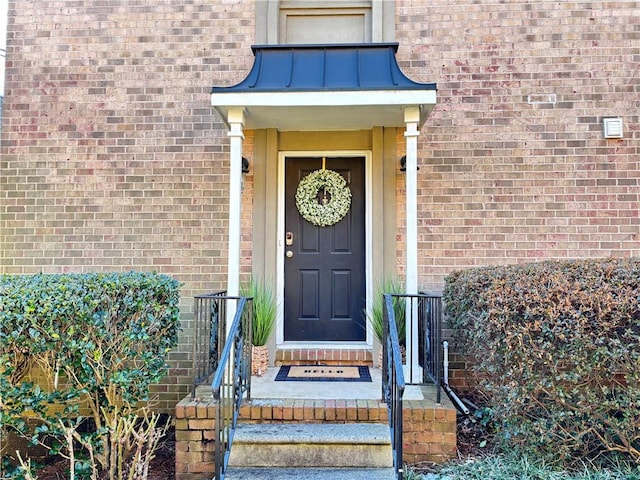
[
  {"left": 404, "top": 106, "right": 420, "bottom": 383},
  {"left": 226, "top": 108, "right": 245, "bottom": 320}
]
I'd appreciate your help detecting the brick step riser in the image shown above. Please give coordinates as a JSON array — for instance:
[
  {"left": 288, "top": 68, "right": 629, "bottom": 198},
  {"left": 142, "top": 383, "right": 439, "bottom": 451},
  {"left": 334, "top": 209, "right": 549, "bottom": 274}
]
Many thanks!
[
  {"left": 275, "top": 348, "right": 373, "bottom": 367},
  {"left": 239, "top": 399, "right": 388, "bottom": 424}
]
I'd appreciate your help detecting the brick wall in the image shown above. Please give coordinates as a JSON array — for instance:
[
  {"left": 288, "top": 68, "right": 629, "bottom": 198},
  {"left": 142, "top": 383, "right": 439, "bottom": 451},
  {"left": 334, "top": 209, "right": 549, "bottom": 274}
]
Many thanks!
[
  {"left": 0, "top": 0, "right": 256, "bottom": 411},
  {"left": 2, "top": 1, "right": 638, "bottom": 407},
  {"left": 396, "top": 0, "right": 639, "bottom": 291},
  {"left": 397, "top": 0, "right": 639, "bottom": 388}
]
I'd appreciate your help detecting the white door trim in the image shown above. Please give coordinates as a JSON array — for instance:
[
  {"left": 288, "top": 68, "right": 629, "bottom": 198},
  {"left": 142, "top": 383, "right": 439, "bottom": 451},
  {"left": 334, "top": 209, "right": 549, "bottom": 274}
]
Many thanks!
[{"left": 276, "top": 150, "right": 373, "bottom": 348}]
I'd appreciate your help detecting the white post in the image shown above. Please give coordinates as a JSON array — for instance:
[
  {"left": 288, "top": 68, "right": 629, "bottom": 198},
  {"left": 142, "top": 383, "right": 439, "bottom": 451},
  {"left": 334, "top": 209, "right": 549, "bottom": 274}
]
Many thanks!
[
  {"left": 404, "top": 106, "right": 421, "bottom": 383},
  {"left": 226, "top": 108, "right": 244, "bottom": 332}
]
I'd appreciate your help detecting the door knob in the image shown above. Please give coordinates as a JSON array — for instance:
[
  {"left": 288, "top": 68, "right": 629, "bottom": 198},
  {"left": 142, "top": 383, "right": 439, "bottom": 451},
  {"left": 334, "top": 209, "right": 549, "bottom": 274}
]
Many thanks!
[{"left": 286, "top": 250, "right": 294, "bottom": 258}]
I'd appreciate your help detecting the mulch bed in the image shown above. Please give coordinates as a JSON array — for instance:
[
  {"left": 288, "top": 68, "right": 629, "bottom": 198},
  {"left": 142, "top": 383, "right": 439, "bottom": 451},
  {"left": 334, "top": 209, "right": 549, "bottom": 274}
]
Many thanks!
[{"left": 32, "top": 428, "right": 175, "bottom": 480}]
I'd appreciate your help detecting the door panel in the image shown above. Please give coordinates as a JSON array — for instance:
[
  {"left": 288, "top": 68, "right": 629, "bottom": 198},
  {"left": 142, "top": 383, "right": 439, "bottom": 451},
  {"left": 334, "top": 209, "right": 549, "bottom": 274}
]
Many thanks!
[
  {"left": 300, "top": 270, "right": 320, "bottom": 317},
  {"left": 301, "top": 221, "right": 319, "bottom": 252},
  {"left": 331, "top": 270, "right": 351, "bottom": 317},
  {"left": 284, "top": 157, "right": 365, "bottom": 342}
]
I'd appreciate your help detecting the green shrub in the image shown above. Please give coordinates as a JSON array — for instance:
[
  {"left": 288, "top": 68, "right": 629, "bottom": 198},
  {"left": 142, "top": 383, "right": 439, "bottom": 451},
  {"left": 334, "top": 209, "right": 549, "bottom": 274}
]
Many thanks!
[
  {"left": 443, "top": 258, "right": 640, "bottom": 464},
  {"left": 0, "top": 272, "right": 181, "bottom": 479}
]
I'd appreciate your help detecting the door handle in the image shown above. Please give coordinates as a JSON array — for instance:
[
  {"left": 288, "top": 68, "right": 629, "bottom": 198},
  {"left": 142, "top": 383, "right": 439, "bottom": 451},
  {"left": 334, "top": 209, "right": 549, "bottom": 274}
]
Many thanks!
[
  {"left": 285, "top": 232, "right": 294, "bottom": 246},
  {"left": 286, "top": 250, "right": 294, "bottom": 258}
]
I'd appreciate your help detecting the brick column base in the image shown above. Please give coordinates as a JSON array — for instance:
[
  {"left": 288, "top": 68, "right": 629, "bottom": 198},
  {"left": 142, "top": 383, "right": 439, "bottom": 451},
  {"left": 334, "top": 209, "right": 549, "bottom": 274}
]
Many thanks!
[
  {"left": 175, "top": 397, "right": 218, "bottom": 480},
  {"left": 402, "top": 400, "right": 457, "bottom": 465}
]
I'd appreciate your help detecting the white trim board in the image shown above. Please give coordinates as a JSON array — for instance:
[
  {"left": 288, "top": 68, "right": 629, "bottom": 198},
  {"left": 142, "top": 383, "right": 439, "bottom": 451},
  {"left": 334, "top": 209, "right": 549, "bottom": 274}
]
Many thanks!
[{"left": 212, "top": 90, "right": 436, "bottom": 131}]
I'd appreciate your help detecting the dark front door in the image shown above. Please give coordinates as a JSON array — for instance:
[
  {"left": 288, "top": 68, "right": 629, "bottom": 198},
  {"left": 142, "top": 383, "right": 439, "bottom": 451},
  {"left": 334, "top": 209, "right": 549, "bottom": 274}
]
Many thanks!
[{"left": 284, "top": 157, "right": 365, "bottom": 341}]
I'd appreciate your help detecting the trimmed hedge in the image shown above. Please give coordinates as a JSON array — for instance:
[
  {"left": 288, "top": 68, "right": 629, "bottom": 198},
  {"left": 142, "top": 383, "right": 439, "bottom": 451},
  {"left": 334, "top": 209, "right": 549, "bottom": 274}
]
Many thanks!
[
  {"left": 444, "top": 258, "right": 640, "bottom": 464},
  {"left": 0, "top": 272, "right": 181, "bottom": 476}
]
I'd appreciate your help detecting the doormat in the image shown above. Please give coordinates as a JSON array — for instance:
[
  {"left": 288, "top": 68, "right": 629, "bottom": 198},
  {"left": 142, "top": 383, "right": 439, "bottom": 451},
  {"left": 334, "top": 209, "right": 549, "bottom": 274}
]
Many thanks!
[{"left": 275, "top": 365, "right": 371, "bottom": 382}]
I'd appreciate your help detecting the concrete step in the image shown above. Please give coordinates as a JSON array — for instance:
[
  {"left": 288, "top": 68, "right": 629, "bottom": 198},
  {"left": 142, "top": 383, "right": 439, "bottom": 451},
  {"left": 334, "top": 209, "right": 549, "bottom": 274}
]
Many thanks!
[
  {"left": 228, "top": 423, "right": 393, "bottom": 468},
  {"left": 225, "top": 467, "right": 397, "bottom": 479}
]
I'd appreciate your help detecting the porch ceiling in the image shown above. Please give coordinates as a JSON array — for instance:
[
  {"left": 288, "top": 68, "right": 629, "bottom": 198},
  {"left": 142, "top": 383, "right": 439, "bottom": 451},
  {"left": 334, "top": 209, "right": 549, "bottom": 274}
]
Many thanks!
[{"left": 211, "top": 43, "right": 437, "bottom": 131}]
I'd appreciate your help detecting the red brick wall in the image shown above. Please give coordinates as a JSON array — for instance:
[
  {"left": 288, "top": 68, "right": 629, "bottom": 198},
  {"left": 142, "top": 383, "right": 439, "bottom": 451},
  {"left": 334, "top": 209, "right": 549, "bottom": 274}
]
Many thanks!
[
  {"left": 0, "top": 0, "right": 256, "bottom": 411},
  {"left": 396, "top": 0, "right": 639, "bottom": 387},
  {"left": 2, "top": 1, "right": 638, "bottom": 407},
  {"left": 396, "top": 0, "right": 639, "bottom": 291}
]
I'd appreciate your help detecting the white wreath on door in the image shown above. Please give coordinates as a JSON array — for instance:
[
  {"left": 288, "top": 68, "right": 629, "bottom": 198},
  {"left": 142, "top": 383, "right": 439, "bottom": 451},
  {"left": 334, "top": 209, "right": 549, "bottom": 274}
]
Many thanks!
[{"left": 295, "top": 169, "right": 352, "bottom": 227}]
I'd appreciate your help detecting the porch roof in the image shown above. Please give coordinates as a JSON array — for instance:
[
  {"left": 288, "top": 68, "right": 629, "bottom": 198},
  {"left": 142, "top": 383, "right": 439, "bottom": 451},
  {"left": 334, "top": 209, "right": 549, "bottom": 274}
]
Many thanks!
[{"left": 211, "top": 43, "right": 437, "bottom": 131}]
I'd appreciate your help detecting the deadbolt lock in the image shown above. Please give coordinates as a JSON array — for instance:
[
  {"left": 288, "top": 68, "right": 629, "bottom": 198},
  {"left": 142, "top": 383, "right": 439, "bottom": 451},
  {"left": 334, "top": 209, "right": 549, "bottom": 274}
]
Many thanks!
[{"left": 285, "top": 232, "right": 294, "bottom": 246}]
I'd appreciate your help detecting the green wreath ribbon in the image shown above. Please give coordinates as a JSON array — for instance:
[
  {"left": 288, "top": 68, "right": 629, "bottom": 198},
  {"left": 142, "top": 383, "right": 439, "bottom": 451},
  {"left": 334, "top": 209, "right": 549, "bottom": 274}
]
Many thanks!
[{"left": 295, "top": 169, "right": 352, "bottom": 227}]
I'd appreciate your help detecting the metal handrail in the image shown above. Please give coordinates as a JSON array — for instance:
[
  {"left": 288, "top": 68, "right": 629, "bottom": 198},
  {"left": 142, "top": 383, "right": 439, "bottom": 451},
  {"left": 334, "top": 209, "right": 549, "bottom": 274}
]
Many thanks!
[
  {"left": 391, "top": 293, "right": 443, "bottom": 402},
  {"left": 418, "top": 293, "right": 442, "bottom": 403},
  {"left": 382, "top": 293, "right": 406, "bottom": 480},
  {"left": 210, "top": 296, "right": 253, "bottom": 480},
  {"left": 192, "top": 291, "right": 228, "bottom": 397}
]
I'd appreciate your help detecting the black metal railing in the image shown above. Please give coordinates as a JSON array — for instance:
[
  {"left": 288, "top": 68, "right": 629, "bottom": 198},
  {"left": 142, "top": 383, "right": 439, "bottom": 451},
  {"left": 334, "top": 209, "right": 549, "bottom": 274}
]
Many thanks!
[
  {"left": 418, "top": 292, "right": 443, "bottom": 403},
  {"left": 192, "top": 291, "right": 227, "bottom": 398},
  {"left": 391, "top": 293, "right": 442, "bottom": 403},
  {"left": 381, "top": 293, "right": 406, "bottom": 480},
  {"left": 211, "top": 296, "right": 253, "bottom": 480}
]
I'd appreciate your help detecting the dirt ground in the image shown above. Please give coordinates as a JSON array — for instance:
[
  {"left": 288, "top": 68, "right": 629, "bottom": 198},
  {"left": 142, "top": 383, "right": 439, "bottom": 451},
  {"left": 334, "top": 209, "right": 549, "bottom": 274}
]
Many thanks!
[{"left": 31, "top": 428, "right": 175, "bottom": 480}]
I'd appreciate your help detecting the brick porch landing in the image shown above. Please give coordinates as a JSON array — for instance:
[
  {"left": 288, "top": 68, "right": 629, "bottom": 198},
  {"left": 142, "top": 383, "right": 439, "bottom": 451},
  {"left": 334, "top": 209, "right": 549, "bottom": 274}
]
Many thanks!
[{"left": 175, "top": 368, "right": 457, "bottom": 480}]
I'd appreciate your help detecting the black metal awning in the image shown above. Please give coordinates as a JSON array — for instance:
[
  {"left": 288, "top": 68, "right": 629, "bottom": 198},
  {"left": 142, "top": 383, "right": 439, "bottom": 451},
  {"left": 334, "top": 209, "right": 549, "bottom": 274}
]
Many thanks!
[{"left": 211, "top": 43, "right": 437, "bottom": 131}]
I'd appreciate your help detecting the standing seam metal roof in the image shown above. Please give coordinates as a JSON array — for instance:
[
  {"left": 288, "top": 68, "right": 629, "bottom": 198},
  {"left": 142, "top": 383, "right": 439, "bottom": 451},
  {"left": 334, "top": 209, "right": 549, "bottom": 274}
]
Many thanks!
[{"left": 211, "top": 43, "right": 436, "bottom": 94}]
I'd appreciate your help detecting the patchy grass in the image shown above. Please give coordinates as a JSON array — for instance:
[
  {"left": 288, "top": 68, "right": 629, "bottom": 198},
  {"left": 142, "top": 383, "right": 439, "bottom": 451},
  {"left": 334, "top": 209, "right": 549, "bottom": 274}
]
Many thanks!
[{"left": 408, "top": 453, "right": 640, "bottom": 480}]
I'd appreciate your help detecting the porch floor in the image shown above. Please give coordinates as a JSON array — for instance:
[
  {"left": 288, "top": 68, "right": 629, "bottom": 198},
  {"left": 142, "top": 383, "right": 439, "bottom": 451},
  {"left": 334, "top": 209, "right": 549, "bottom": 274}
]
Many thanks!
[
  {"left": 192, "top": 367, "right": 442, "bottom": 402},
  {"left": 250, "top": 367, "right": 435, "bottom": 401}
]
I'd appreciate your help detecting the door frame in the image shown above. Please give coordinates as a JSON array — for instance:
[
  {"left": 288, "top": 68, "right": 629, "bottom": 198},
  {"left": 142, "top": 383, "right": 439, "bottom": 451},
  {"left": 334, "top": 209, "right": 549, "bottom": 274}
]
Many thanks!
[{"left": 276, "top": 150, "right": 374, "bottom": 347}]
